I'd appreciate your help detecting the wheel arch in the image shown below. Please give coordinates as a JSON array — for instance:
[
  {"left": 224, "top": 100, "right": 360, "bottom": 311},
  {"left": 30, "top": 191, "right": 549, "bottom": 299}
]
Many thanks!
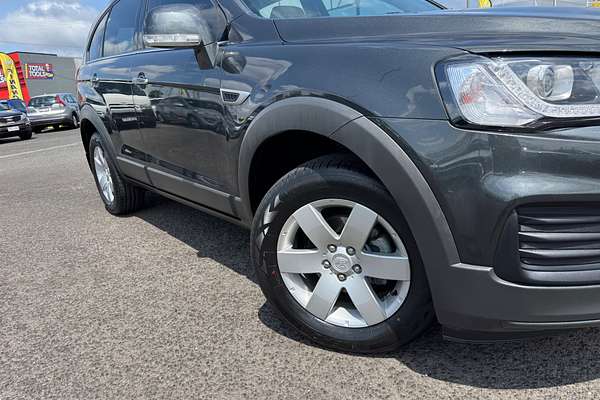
[
  {"left": 238, "top": 96, "right": 363, "bottom": 220},
  {"left": 239, "top": 97, "right": 460, "bottom": 316},
  {"left": 79, "top": 104, "right": 118, "bottom": 169}
]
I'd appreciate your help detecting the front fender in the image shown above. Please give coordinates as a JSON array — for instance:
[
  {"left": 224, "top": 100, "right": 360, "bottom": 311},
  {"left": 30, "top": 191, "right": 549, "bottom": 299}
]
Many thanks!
[
  {"left": 238, "top": 97, "right": 460, "bottom": 320},
  {"left": 237, "top": 96, "right": 363, "bottom": 220},
  {"left": 330, "top": 117, "right": 460, "bottom": 320},
  {"left": 79, "top": 103, "right": 119, "bottom": 169}
]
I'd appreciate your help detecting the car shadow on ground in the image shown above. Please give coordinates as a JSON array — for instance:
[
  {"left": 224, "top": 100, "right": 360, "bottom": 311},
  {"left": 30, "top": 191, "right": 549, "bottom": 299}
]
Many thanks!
[
  {"left": 134, "top": 193, "right": 600, "bottom": 390},
  {"left": 134, "top": 193, "right": 257, "bottom": 284}
]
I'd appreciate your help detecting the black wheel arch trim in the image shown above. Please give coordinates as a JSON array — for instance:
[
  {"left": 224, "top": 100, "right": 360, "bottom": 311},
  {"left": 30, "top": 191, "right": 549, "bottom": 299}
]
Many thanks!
[
  {"left": 237, "top": 96, "right": 362, "bottom": 220},
  {"left": 238, "top": 97, "right": 461, "bottom": 318},
  {"left": 79, "top": 104, "right": 119, "bottom": 169}
]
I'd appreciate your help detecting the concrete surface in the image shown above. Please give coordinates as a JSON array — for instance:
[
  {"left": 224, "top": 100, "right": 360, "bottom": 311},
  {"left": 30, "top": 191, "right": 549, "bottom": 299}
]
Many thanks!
[{"left": 2, "top": 128, "right": 600, "bottom": 399}]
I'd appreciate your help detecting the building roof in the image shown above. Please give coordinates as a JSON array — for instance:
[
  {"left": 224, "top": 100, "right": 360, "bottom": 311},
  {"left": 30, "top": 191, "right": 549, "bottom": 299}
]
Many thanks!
[{"left": 10, "top": 51, "right": 58, "bottom": 57}]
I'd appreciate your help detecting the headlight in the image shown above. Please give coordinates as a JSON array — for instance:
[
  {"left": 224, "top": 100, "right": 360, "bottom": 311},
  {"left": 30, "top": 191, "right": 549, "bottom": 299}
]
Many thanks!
[{"left": 437, "top": 56, "right": 600, "bottom": 130}]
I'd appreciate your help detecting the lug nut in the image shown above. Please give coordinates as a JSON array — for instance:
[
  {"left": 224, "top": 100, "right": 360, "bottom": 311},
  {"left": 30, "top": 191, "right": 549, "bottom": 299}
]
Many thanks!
[
  {"left": 322, "top": 260, "right": 331, "bottom": 269},
  {"left": 346, "top": 247, "right": 356, "bottom": 256},
  {"left": 352, "top": 265, "right": 362, "bottom": 274},
  {"left": 337, "top": 274, "right": 347, "bottom": 282},
  {"left": 327, "top": 244, "right": 337, "bottom": 253}
]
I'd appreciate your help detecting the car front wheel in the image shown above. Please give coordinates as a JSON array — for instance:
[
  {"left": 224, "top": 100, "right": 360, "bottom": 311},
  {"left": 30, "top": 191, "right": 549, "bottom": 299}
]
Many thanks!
[
  {"left": 70, "top": 114, "right": 79, "bottom": 128},
  {"left": 251, "top": 155, "right": 434, "bottom": 353},
  {"left": 19, "top": 130, "right": 32, "bottom": 140}
]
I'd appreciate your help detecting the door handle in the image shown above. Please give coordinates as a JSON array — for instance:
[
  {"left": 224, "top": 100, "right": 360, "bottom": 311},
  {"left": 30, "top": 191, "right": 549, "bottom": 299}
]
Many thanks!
[{"left": 132, "top": 73, "right": 148, "bottom": 85}]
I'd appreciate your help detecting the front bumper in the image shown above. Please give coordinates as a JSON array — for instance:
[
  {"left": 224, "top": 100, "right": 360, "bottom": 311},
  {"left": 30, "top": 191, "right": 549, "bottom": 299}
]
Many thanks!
[
  {"left": 378, "top": 118, "right": 600, "bottom": 338},
  {"left": 437, "top": 263, "right": 600, "bottom": 340},
  {"left": 0, "top": 123, "right": 31, "bottom": 138}
]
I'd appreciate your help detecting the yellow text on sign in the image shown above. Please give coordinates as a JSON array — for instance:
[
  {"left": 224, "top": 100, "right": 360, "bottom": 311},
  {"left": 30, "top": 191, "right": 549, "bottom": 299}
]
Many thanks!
[{"left": 0, "top": 53, "right": 24, "bottom": 100}]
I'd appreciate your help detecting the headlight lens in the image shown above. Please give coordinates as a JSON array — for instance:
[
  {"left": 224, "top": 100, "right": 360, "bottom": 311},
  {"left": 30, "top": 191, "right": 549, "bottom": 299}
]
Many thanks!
[{"left": 440, "top": 56, "right": 600, "bottom": 129}]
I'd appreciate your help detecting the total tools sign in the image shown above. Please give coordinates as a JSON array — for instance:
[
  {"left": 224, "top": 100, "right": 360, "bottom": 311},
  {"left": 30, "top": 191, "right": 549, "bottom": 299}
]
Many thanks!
[{"left": 25, "top": 63, "right": 54, "bottom": 80}]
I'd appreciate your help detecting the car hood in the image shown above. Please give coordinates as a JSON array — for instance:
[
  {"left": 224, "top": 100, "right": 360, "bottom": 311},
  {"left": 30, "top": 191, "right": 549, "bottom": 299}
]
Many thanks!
[
  {"left": 0, "top": 110, "right": 23, "bottom": 118},
  {"left": 274, "top": 7, "right": 600, "bottom": 53}
]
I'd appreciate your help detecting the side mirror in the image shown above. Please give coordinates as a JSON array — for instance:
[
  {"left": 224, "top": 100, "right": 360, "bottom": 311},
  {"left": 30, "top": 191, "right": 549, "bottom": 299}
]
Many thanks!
[
  {"left": 142, "top": 4, "right": 221, "bottom": 49},
  {"left": 221, "top": 51, "right": 247, "bottom": 74}
]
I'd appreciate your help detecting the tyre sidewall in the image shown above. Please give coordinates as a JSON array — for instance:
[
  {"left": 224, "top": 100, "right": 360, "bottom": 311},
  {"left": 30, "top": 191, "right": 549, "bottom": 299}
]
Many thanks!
[
  {"left": 252, "top": 166, "right": 434, "bottom": 353},
  {"left": 88, "top": 133, "right": 125, "bottom": 214},
  {"left": 19, "top": 130, "right": 32, "bottom": 140}
]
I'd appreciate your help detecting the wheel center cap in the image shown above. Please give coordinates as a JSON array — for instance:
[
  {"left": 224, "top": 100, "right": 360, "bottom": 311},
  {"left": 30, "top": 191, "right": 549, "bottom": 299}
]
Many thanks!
[{"left": 331, "top": 254, "right": 352, "bottom": 274}]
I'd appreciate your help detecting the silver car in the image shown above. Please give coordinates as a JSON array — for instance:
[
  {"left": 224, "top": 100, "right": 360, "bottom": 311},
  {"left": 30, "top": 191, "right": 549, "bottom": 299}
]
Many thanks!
[{"left": 27, "top": 93, "right": 80, "bottom": 133}]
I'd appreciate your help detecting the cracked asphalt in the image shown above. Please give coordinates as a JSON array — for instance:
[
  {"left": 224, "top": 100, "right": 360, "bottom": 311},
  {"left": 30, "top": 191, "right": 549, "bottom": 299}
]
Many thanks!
[{"left": 3, "top": 128, "right": 600, "bottom": 399}]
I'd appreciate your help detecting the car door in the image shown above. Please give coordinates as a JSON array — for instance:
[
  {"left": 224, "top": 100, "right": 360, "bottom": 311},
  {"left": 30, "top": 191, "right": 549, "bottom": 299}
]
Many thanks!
[
  {"left": 78, "top": 0, "right": 147, "bottom": 181},
  {"left": 129, "top": 0, "right": 231, "bottom": 212}
]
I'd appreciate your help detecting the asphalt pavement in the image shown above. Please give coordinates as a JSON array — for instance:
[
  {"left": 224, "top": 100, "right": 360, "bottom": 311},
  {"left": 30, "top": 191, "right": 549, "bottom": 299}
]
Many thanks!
[{"left": 2, "top": 128, "right": 600, "bottom": 399}]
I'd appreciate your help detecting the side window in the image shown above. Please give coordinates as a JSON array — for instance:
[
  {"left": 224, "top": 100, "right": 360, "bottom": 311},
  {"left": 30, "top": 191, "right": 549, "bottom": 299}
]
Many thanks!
[
  {"left": 104, "top": 0, "right": 143, "bottom": 58},
  {"left": 88, "top": 13, "right": 108, "bottom": 61}
]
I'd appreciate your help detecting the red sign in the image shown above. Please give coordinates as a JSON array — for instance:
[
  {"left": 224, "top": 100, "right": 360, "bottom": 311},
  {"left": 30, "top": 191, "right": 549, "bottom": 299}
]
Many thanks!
[{"left": 25, "top": 63, "right": 54, "bottom": 80}]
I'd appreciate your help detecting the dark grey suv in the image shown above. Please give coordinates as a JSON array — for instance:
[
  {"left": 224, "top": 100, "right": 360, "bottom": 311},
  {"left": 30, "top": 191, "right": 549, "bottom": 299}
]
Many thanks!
[{"left": 78, "top": 0, "right": 600, "bottom": 352}]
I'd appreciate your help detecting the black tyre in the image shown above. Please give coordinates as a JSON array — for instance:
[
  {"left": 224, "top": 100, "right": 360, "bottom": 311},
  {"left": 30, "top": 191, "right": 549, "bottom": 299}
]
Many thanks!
[
  {"left": 89, "top": 132, "right": 145, "bottom": 215},
  {"left": 70, "top": 114, "right": 79, "bottom": 129},
  {"left": 251, "top": 155, "right": 434, "bottom": 353},
  {"left": 19, "top": 130, "right": 32, "bottom": 140}
]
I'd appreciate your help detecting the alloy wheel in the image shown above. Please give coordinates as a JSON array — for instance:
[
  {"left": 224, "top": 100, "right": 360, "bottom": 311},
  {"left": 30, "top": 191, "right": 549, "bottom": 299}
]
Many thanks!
[
  {"left": 277, "top": 199, "right": 411, "bottom": 328},
  {"left": 93, "top": 146, "right": 115, "bottom": 204}
]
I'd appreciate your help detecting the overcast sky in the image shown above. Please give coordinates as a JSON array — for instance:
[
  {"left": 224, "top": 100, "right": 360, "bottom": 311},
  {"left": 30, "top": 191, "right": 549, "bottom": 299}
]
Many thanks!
[{"left": 0, "top": 0, "right": 109, "bottom": 57}]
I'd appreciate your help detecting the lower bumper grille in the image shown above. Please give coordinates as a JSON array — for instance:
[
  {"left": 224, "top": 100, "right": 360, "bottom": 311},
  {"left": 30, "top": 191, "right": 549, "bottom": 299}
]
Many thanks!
[{"left": 518, "top": 205, "right": 600, "bottom": 270}]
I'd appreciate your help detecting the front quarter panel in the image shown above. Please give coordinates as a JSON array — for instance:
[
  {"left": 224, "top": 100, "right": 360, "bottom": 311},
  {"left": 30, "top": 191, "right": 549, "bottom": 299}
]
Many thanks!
[
  {"left": 222, "top": 25, "right": 466, "bottom": 194},
  {"left": 222, "top": 36, "right": 462, "bottom": 120}
]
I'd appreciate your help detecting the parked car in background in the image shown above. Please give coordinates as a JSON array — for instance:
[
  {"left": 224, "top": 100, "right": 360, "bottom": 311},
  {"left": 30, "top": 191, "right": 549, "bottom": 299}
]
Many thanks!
[
  {"left": 0, "top": 102, "right": 31, "bottom": 141},
  {"left": 27, "top": 94, "right": 80, "bottom": 133},
  {"left": 0, "top": 99, "right": 28, "bottom": 115}
]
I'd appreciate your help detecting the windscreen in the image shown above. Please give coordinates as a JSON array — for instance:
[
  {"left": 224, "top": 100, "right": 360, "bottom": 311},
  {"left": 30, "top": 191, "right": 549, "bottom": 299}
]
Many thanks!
[
  {"left": 245, "top": 0, "right": 440, "bottom": 18},
  {"left": 29, "top": 96, "right": 57, "bottom": 108}
]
